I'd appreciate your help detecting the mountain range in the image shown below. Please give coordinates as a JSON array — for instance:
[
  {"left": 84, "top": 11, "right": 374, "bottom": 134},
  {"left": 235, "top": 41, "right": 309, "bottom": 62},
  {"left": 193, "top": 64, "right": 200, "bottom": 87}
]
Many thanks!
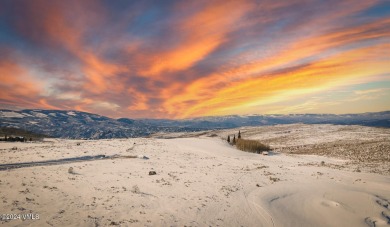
[{"left": 1, "top": 109, "right": 389, "bottom": 139}]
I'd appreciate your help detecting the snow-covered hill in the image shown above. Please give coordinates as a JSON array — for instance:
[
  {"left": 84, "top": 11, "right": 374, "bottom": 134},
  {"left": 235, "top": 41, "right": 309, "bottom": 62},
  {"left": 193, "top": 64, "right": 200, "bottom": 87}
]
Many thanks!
[
  {"left": 0, "top": 109, "right": 156, "bottom": 139},
  {"left": 1, "top": 109, "right": 389, "bottom": 139}
]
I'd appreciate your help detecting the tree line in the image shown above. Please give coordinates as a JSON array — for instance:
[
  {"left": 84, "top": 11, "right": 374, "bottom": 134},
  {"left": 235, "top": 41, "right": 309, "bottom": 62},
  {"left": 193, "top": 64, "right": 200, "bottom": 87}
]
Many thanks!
[{"left": 227, "top": 130, "right": 270, "bottom": 153}]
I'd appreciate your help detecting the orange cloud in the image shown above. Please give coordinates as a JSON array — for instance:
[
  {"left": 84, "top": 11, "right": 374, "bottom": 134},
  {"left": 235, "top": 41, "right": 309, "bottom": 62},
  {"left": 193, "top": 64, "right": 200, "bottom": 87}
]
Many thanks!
[
  {"left": 139, "top": 0, "right": 252, "bottom": 76},
  {"left": 0, "top": 59, "right": 42, "bottom": 107},
  {"left": 163, "top": 42, "right": 390, "bottom": 118},
  {"left": 156, "top": 14, "right": 390, "bottom": 117},
  {"left": 127, "top": 88, "right": 149, "bottom": 111},
  {"left": 39, "top": 99, "right": 59, "bottom": 110},
  {"left": 228, "top": 17, "right": 390, "bottom": 85},
  {"left": 22, "top": 1, "right": 124, "bottom": 95},
  {"left": 80, "top": 52, "right": 126, "bottom": 93}
]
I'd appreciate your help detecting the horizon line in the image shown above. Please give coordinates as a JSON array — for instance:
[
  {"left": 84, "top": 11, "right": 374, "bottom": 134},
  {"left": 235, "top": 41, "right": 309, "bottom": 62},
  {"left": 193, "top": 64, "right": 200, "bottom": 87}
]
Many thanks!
[{"left": 1, "top": 108, "right": 389, "bottom": 120}]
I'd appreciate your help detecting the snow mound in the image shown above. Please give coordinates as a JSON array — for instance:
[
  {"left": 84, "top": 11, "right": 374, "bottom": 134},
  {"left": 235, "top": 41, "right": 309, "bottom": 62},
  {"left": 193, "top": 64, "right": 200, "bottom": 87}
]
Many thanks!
[
  {"left": 67, "top": 111, "right": 77, "bottom": 116},
  {"left": 0, "top": 111, "right": 25, "bottom": 118},
  {"left": 31, "top": 112, "right": 48, "bottom": 118}
]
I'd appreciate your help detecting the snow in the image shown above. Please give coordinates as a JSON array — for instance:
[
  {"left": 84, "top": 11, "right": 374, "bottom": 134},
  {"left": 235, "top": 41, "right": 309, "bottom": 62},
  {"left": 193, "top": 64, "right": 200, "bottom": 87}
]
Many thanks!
[
  {"left": 67, "top": 111, "right": 77, "bottom": 116},
  {"left": 1, "top": 137, "right": 388, "bottom": 226},
  {"left": 22, "top": 113, "right": 33, "bottom": 117},
  {"left": 31, "top": 111, "right": 48, "bottom": 118},
  {"left": 0, "top": 111, "right": 25, "bottom": 118}
]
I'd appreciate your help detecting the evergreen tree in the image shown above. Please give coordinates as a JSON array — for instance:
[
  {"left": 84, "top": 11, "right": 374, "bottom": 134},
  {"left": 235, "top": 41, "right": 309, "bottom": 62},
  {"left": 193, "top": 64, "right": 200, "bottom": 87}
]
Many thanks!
[
  {"left": 227, "top": 135, "right": 230, "bottom": 143},
  {"left": 238, "top": 130, "right": 241, "bottom": 139},
  {"left": 233, "top": 135, "right": 236, "bottom": 144}
]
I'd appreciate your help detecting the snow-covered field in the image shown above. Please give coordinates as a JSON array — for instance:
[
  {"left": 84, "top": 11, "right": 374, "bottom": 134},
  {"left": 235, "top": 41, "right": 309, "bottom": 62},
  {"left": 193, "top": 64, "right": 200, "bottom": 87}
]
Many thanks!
[{"left": 0, "top": 125, "right": 389, "bottom": 226}]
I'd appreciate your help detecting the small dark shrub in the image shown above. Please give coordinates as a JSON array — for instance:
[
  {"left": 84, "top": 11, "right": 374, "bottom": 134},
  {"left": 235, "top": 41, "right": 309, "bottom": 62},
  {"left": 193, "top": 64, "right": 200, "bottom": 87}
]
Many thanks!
[
  {"left": 236, "top": 139, "right": 270, "bottom": 153},
  {"left": 68, "top": 167, "right": 74, "bottom": 174}
]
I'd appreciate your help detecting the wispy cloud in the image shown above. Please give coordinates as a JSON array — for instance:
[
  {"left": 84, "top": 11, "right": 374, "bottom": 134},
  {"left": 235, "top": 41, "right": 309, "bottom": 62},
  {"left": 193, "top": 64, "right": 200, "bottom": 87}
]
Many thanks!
[{"left": 354, "top": 88, "right": 388, "bottom": 95}]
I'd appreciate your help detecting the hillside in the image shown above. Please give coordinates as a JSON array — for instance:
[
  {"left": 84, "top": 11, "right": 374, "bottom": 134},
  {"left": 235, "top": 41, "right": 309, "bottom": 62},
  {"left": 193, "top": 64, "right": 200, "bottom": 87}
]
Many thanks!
[
  {"left": 0, "top": 109, "right": 389, "bottom": 139},
  {"left": 0, "top": 130, "right": 389, "bottom": 226},
  {"left": 0, "top": 127, "right": 47, "bottom": 140}
]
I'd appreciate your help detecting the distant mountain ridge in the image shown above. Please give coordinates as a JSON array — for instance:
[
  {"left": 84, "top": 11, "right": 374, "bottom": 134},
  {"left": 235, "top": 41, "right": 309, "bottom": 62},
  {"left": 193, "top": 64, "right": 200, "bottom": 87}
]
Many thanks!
[{"left": 1, "top": 109, "right": 389, "bottom": 139}]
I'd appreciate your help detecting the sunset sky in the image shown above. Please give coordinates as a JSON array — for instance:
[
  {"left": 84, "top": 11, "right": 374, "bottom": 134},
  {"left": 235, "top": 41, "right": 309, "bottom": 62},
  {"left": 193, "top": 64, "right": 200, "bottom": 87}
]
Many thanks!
[{"left": 0, "top": 0, "right": 389, "bottom": 119}]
